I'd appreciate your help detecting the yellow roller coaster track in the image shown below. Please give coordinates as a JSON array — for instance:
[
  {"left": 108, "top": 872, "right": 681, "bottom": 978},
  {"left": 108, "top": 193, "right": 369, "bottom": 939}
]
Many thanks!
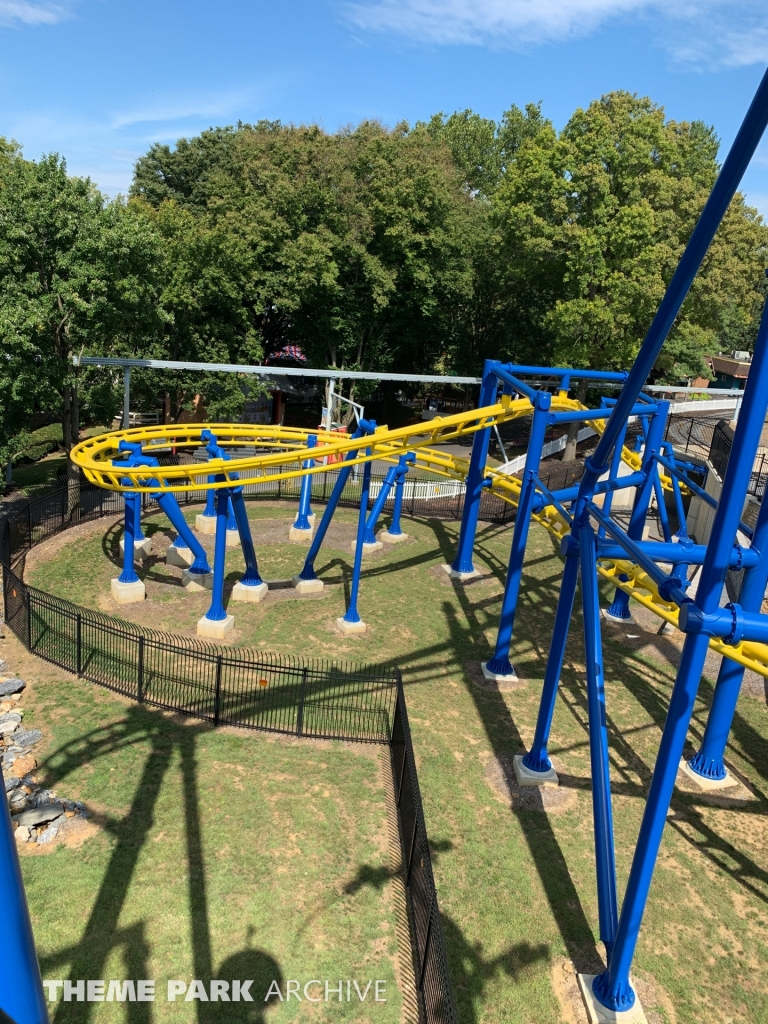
[{"left": 71, "top": 399, "right": 764, "bottom": 676}]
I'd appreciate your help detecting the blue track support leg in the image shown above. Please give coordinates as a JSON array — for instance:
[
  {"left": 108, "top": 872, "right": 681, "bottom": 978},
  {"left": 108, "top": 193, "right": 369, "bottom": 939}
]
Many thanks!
[
  {"left": 451, "top": 360, "right": 499, "bottom": 575},
  {"left": 133, "top": 490, "right": 145, "bottom": 542},
  {"left": 0, "top": 764, "right": 48, "bottom": 1024},
  {"left": 205, "top": 488, "right": 230, "bottom": 621},
  {"left": 580, "top": 523, "right": 620, "bottom": 959},
  {"left": 230, "top": 488, "right": 263, "bottom": 585},
  {"left": 605, "top": 403, "right": 669, "bottom": 621},
  {"left": 294, "top": 434, "right": 317, "bottom": 532},
  {"left": 226, "top": 497, "right": 237, "bottom": 533},
  {"left": 485, "top": 393, "right": 551, "bottom": 678},
  {"left": 343, "top": 455, "right": 373, "bottom": 624},
  {"left": 298, "top": 428, "right": 366, "bottom": 583},
  {"left": 118, "top": 492, "right": 140, "bottom": 584},
  {"left": 155, "top": 493, "right": 210, "bottom": 574},
  {"left": 522, "top": 545, "right": 581, "bottom": 773},
  {"left": 364, "top": 465, "right": 398, "bottom": 543},
  {"left": 593, "top": 265, "right": 768, "bottom": 1014},
  {"left": 688, "top": 479, "right": 768, "bottom": 781},
  {"left": 388, "top": 456, "right": 413, "bottom": 537},
  {"left": 203, "top": 476, "right": 216, "bottom": 518}
]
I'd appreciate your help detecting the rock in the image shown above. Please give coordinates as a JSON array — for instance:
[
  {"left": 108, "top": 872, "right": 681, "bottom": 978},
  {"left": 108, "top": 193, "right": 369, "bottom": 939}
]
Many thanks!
[
  {"left": 33, "top": 790, "right": 56, "bottom": 806},
  {"left": 13, "top": 729, "right": 42, "bottom": 749},
  {"left": 0, "top": 701, "right": 14, "bottom": 713},
  {"left": 0, "top": 721, "right": 19, "bottom": 736},
  {"left": 0, "top": 679, "right": 25, "bottom": 697},
  {"left": 10, "top": 755, "right": 37, "bottom": 777},
  {"left": 8, "top": 794, "right": 30, "bottom": 814},
  {"left": 0, "top": 712, "right": 22, "bottom": 724},
  {"left": 14, "top": 826, "right": 30, "bottom": 844},
  {"left": 13, "top": 802, "right": 64, "bottom": 827},
  {"left": 37, "top": 826, "right": 58, "bottom": 844},
  {"left": 49, "top": 813, "right": 68, "bottom": 829},
  {"left": 4, "top": 775, "right": 21, "bottom": 793}
]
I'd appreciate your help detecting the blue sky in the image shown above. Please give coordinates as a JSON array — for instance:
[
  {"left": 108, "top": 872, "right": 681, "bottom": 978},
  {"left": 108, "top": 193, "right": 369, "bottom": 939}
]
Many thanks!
[{"left": 1, "top": 0, "right": 768, "bottom": 214}]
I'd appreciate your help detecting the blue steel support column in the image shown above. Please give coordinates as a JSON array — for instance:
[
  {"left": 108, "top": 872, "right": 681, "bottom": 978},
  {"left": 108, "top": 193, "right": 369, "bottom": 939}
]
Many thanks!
[
  {"left": 0, "top": 764, "right": 48, "bottom": 1024},
  {"left": 204, "top": 487, "right": 231, "bottom": 622},
  {"left": 605, "top": 402, "right": 669, "bottom": 621},
  {"left": 294, "top": 435, "right": 318, "bottom": 532},
  {"left": 580, "top": 523, "right": 620, "bottom": 960},
  {"left": 592, "top": 272, "right": 768, "bottom": 1014},
  {"left": 203, "top": 476, "right": 216, "bottom": 518},
  {"left": 133, "top": 488, "right": 145, "bottom": 542},
  {"left": 688, "top": 483, "right": 768, "bottom": 781},
  {"left": 388, "top": 455, "right": 413, "bottom": 537},
  {"left": 485, "top": 392, "right": 551, "bottom": 677},
  {"left": 364, "top": 465, "right": 398, "bottom": 543},
  {"left": 226, "top": 497, "right": 237, "bottom": 533},
  {"left": 522, "top": 544, "right": 581, "bottom": 773},
  {"left": 451, "top": 361, "right": 499, "bottom": 575},
  {"left": 297, "top": 426, "right": 367, "bottom": 583},
  {"left": 155, "top": 494, "right": 210, "bottom": 574},
  {"left": 343, "top": 453, "right": 373, "bottom": 624},
  {"left": 230, "top": 488, "right": 263, "bottom": 586},
  {"left": 118, "top": 491, "right": 140, "bottom": 584}
]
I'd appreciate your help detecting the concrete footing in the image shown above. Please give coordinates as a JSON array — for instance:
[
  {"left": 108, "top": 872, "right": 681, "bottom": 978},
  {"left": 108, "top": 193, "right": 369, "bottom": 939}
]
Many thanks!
[
  {"left": 352, "top": 540, "right": 384, "bottom": 555},
  {"left": 166, "top": 545, "right": 195, "bottom": 568},
  {"left": 679, "top": 759, "right": 739, "bottom": 791},
  {"left": 231, "top": 581, "right": 269, "bottom": 603},
  {"left": 337, "top": 617, "right": 367, "bottom": 635},
  {"left": 289, "top": 525, "right": 314, "bottom": 543},
  {"left": 441, "top": 563, "right": 479, "bottom": 582},
  {"left": 293, "top": 575, "right": 324, "bottom": 595},
  {"left": 513, "top": 754, "right": 559, "bottom": 788},
  {"left": 195, "top": 514, "right": 217, "bottom": 535},
  {"left": 196, "top": 614, "right": 235, "bottom": 639},
  {"left": 119, "top": 537, "right": 153, "bottom": 560},
  {"left": 380, "top": 529, "right": 408, "bottom": 544},
  {"left": 577, "top": 975, "right": 647, "bottom": 1024},
  {"left": 481, "top": 661, "right": 518, "bottom": 684},
  {"left": 226, "top": 529, "right": 240, "bottom": 548},
  {"left": 182, "top": 569, "right": 214, "bottom": 592},
  {"left": 111, "top": 578, "right": 146, "bottom": 604}
]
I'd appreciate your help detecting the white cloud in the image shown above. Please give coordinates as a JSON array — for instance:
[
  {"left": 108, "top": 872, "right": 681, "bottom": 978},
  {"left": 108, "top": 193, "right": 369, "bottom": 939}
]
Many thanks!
[
  {"left": 111, "top": 89, "right": 262, "bottom": 130},
  {"left": 0, "top": 1, "right": 68, "bottom": 27},
  {"left": 344, "top": 0, "right": 668, "bottom": 46}
]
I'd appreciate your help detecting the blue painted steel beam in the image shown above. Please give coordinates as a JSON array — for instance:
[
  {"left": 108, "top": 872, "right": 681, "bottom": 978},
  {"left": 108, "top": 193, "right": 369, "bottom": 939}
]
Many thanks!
[
  {"left": 386, "top": 454, "right": 415, "bottom": 537},
  {"left": 343, "top": 453, "right": 373, "bottom": 623},
  {"left": 549, "top": 405, "right": 656, "bottom": 425},
  {"left": 230, "top": 489, "right": 263, "bottom": 586},
  {"left": 499, "top": 365, "right": 628, "bottom": 383},
  {"left": 595, "top": 539, "right": 757, "bottom": 571},
  {"left": 294, "top": 434, "right": 318, "bottom": 531},
  {"left": 205, "top": 486, "right": 231, "bottom": 622}
]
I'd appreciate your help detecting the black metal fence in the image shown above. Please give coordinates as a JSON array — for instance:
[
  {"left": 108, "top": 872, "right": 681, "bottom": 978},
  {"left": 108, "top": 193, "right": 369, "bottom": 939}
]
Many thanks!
[
  {"left": 391, "top": 681, "right": 459, "bottom": 1024},
  {"left": 706, "top": 420, "right": 768, "bottom": 500}
]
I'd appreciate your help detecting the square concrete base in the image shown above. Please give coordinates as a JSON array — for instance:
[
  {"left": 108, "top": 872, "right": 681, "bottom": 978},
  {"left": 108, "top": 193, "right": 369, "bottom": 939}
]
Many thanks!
[
  {"left": 352, "top": 540, "right": 384, "bottom": 555},
  {"left": 294, "top": 513, "right": 316, "bottom": 526},
  {"left": 197, "top": 614, "right": 235, "bottom": 639},
  {"left": 195, "top": 514, "right": 217, "bottom": 535},
  {"left": 380, "top": 530, "right": 408, "bottom": 544},
  {"left": 119, "top": 536, "right": 153, "bottom": 560},
  {"left": 513, "top": 754, "right": 559, "bottom": 788},
  {"left": 441, "top": 563, "right": 479, "bottom": 582},
  {"left": 226, "top": 529, "right": 240, "bottom": 548},
  {"left": 293, "top": 575, "right": 325, "bottom": 594},
  {"left": 231, "top": 581, "right": 268, "bottom": 603},
  {"left": 166, "top": 544, "right": 195, "bottom": 568},
  {"left": 111, "top": 578, "right": 146, "bottom": 604},
  {"left": 182, "top": 569, "right": 214, "bottom": 592},
  {"left": 289, "top": 525, "right": 314, "bottom": 543},
  {"left": 337, "top": 617, "right": 367, "bottom": 635},
  {"left": 481, "top": 661, "right": 518, "bottom": 684},
  {"left": 679, "top": 759, "right": 739, "bottom": 791},
  {"left": 577, "top": 975, "right": 647, "bottom": 1024}
]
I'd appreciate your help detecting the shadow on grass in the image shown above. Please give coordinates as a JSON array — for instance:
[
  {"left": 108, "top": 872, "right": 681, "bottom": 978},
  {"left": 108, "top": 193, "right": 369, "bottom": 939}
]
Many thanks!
[{"left": 36, "top": 706, "right": 283, "bottom": 1024}]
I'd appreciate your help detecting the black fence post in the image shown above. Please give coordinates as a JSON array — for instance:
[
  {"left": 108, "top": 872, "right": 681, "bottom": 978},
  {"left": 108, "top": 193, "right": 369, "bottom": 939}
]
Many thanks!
[
  {"left": 214, "top": 654, "right": 223, "bottom": 725},
  {"left": 296, "top": 666, "right": 308, "bottom": 736},
  {"left": 137, "top": 636, "right": 145, "bottom": 702},
  {"left": 419, "top": 893, "right": 436, "bottom": 991},
  {"left": 76, "top": 612, "right": 82, "bottom": 677},
  {"left": 26, "top": 588, "right": 32, "bottom": 651}
]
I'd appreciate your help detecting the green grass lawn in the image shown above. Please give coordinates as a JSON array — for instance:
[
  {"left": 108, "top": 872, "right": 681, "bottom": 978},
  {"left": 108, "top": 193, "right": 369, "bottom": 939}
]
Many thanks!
[{"left": 20, "top": 504, "right": 768, "bottom": 1023}]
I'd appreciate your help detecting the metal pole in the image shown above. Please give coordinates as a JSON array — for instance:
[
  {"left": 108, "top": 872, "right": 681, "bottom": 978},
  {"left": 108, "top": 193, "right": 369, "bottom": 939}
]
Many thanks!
[
  {"left": 123, "top": 366, "right": 131, "bottom": 430},
  {"left": 230, "top": 488, "right": 263, "bottom": 586},
  {"left": 451, "top": 360, "right": 499, "bottom": 575},
  {"left": 203, "top": 488, "right": 230, "bottom": 622},
  {"left": 117, "top": 491, "right": 140, "bottom": 584},
  {"left": 485, "top": 392, "right": 551, "bottom": 677},
  {"left": 343, "top": 453, "right": 373, "bottom": 624},
  {"left": 294, "top": 434, "right": 317, "bottom": 532},
  {"left": 593, "top": 274, "right": 768, "bottom": 1013}
]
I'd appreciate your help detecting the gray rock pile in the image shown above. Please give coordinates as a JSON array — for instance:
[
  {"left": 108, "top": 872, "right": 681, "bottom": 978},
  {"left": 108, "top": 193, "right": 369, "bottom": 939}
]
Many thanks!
[{"left": 1, "top": 669, "right": 89, "bottom": 846}]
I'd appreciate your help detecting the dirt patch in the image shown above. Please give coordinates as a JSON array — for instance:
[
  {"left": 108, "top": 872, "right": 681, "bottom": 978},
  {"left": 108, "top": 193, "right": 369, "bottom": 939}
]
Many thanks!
[
  {"left": 24, "top": 512, "right": 124, "bottom": 572},
  {"left": 464, "top": 659, "right": 527, "bottom": 693},
  {"left": 16, "top": 813, "right": 100, "bottom": 855},
  {"left": 485, "top": 753, "right": 579, "bottom": 812}
]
